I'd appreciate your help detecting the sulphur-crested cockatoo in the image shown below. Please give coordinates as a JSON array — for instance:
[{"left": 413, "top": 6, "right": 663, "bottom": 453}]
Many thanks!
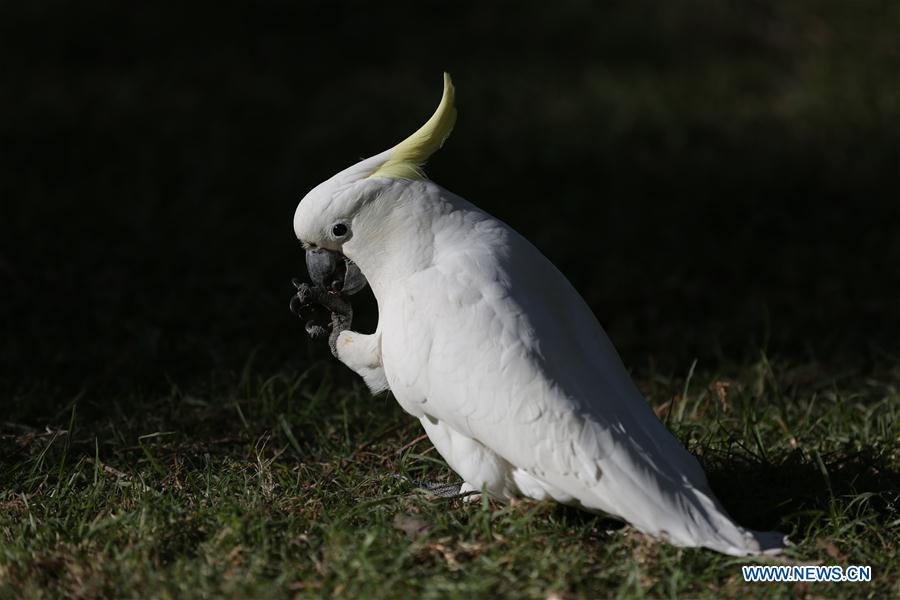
[{"left": 292, "top": 74, "right": 786, "bottom": 556}]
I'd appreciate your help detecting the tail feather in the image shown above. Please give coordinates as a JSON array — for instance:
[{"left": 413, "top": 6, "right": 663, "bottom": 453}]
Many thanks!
[
  {"left": 574, "top": 442, "right": 789, "bottom": 556},
  {"left": 638, "top": 483, "right": 789, "bottom": 556},
  {"left": 611, "top": 400, "right": 789, "bottom": 556}
]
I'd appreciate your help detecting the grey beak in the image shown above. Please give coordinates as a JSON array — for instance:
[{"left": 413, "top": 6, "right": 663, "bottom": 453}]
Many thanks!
[{"left": 305, "top": 247, "right": 368, "bottom": 295}]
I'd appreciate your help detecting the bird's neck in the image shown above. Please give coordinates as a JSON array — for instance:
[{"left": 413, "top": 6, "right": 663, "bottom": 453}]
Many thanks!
[{"left": 344, "top": 181, "right": 464, "bottom": 302}]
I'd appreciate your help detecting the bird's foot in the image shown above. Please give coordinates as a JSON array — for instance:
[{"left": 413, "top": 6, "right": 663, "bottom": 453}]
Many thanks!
[
  {"left": 395, "top": 476, "right": 464, "bottom": 498},
  {"left": 458, "top": 482, "right": 483, "bottom": 502},
  {"left": 290, "top": 278, "right": 354, "bottom": 353}
]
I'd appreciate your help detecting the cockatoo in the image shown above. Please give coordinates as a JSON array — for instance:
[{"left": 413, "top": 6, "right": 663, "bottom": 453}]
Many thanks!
[{"left": 291, "top": 74, "right": 787, "bottom": 556}]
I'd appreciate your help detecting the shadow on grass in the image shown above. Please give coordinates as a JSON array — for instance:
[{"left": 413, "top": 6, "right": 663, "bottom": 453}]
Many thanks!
[
  {"left": 539, "top": 447, "right": 899, "bottom": 549},
  {"left": 708, "top": 448, "right": 900, "bottom": 543}
]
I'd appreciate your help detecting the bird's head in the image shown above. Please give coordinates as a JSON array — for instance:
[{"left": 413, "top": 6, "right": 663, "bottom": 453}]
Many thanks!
[{"left": 293, "top": 73, "right": 457, "bottom": 293}]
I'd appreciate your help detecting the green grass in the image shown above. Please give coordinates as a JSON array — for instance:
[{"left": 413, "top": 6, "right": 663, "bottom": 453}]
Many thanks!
[{"left": 2, "top": 355, "right": 897, "bottom": 598}]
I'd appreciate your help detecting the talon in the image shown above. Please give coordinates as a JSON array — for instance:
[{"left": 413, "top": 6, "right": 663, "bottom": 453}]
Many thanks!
[
  {"left": 291, "top": 282, "right": 319, "bottom": 308},
  {"left": 289, "top": 275, "right": 357, "bottom": 351},
  {"left": 306, "top": 321, "right": 328, "bottom": 338},
  {"left": 290, "top": 294, "right": 304, "bottom": 315},
  {"left": 290, "top": 288, "right": 318, "bottom": 316}
]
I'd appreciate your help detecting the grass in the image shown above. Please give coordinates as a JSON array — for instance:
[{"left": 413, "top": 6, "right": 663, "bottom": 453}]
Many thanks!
[{"left": 2, "top": 354, "right": 897, "bottom": 598}]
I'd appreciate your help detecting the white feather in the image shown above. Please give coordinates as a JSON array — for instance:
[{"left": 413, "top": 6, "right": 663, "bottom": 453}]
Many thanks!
[
  {"left": 333, "top": 181, "right": 786, "bottom": 556},
  {"left": 293, "top": 77, "right": 787, "bottom": 554}
]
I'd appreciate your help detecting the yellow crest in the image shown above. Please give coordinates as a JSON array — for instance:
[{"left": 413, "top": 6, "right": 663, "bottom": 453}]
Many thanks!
[{"left": 368, "top": 73, "right": 456, "bottom": 180}]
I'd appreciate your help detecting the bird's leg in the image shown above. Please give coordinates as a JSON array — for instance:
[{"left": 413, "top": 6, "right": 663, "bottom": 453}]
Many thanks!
[
  {"left": 311, "top": 290, "right": 353, "bottom": 357},
  {"left": 327, "top": 301, "right": 353, "bottom": 358},
  {"left": 411, "top": 478, "right": 464, "bottom": 498},
  {"left": 390, "top": 475, "right": 464, "bottom": 498}
]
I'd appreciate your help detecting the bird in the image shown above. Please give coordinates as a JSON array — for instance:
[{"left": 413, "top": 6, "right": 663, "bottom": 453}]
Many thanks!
[{"left": 291, "top": 73, "right": 787, "bottom": 556}]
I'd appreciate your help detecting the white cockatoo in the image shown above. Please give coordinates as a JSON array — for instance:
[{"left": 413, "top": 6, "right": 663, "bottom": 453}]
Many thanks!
[{"left": 292, "top": 74, "right": 786, "bottom": 556}]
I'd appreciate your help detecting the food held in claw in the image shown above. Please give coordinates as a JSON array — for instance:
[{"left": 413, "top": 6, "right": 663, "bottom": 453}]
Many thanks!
[{"left": 289, "top": 251, "right": 366, "bottom": 356}]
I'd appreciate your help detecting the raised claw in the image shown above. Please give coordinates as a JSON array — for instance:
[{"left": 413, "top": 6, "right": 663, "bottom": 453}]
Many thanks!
[
  {"left": 290, "top": 276, "right": 355, "bottom": 351},
  {"left": 289, "top": 293, "right": 305, "bottom": 316},
  {"left": 290, "top": 281, "right": 320, "bottom": 316},
  {"left": 305, "top": 320, "right": 328, "bottom": 338}
]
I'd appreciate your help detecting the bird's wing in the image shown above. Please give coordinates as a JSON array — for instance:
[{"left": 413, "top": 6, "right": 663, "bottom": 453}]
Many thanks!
[{"left": 399, "top": 214, "right": 783, "bottom": 556}]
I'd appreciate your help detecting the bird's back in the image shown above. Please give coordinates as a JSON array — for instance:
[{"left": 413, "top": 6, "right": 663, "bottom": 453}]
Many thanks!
[{"left": 381, "top": 191, "right": 785, "bottom": 555}]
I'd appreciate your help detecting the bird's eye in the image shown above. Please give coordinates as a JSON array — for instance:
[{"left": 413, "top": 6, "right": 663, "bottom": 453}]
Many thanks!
[{"left": 331, "top": 223, "right": 349, "bottom": 238}]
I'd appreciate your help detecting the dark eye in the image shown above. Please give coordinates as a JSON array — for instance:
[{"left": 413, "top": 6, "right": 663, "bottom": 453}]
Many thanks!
[{"left": 331, "top": 223, "right": 349, "bottom": 237}]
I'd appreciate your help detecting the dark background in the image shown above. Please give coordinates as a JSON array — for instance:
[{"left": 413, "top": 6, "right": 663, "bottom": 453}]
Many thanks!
[{"left": 2, "top": 1, "right": 898, "bottom": 403}]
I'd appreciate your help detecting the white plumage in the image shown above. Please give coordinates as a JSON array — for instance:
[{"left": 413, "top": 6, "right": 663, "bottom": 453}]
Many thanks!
[{"left": 293, "top": 74, "right": 786, "bottom": 556}]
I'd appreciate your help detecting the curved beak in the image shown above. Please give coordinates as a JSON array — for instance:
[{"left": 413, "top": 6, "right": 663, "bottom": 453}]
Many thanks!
[{"left": 305, "top": 247, "right": 368, "bottom": 295}]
